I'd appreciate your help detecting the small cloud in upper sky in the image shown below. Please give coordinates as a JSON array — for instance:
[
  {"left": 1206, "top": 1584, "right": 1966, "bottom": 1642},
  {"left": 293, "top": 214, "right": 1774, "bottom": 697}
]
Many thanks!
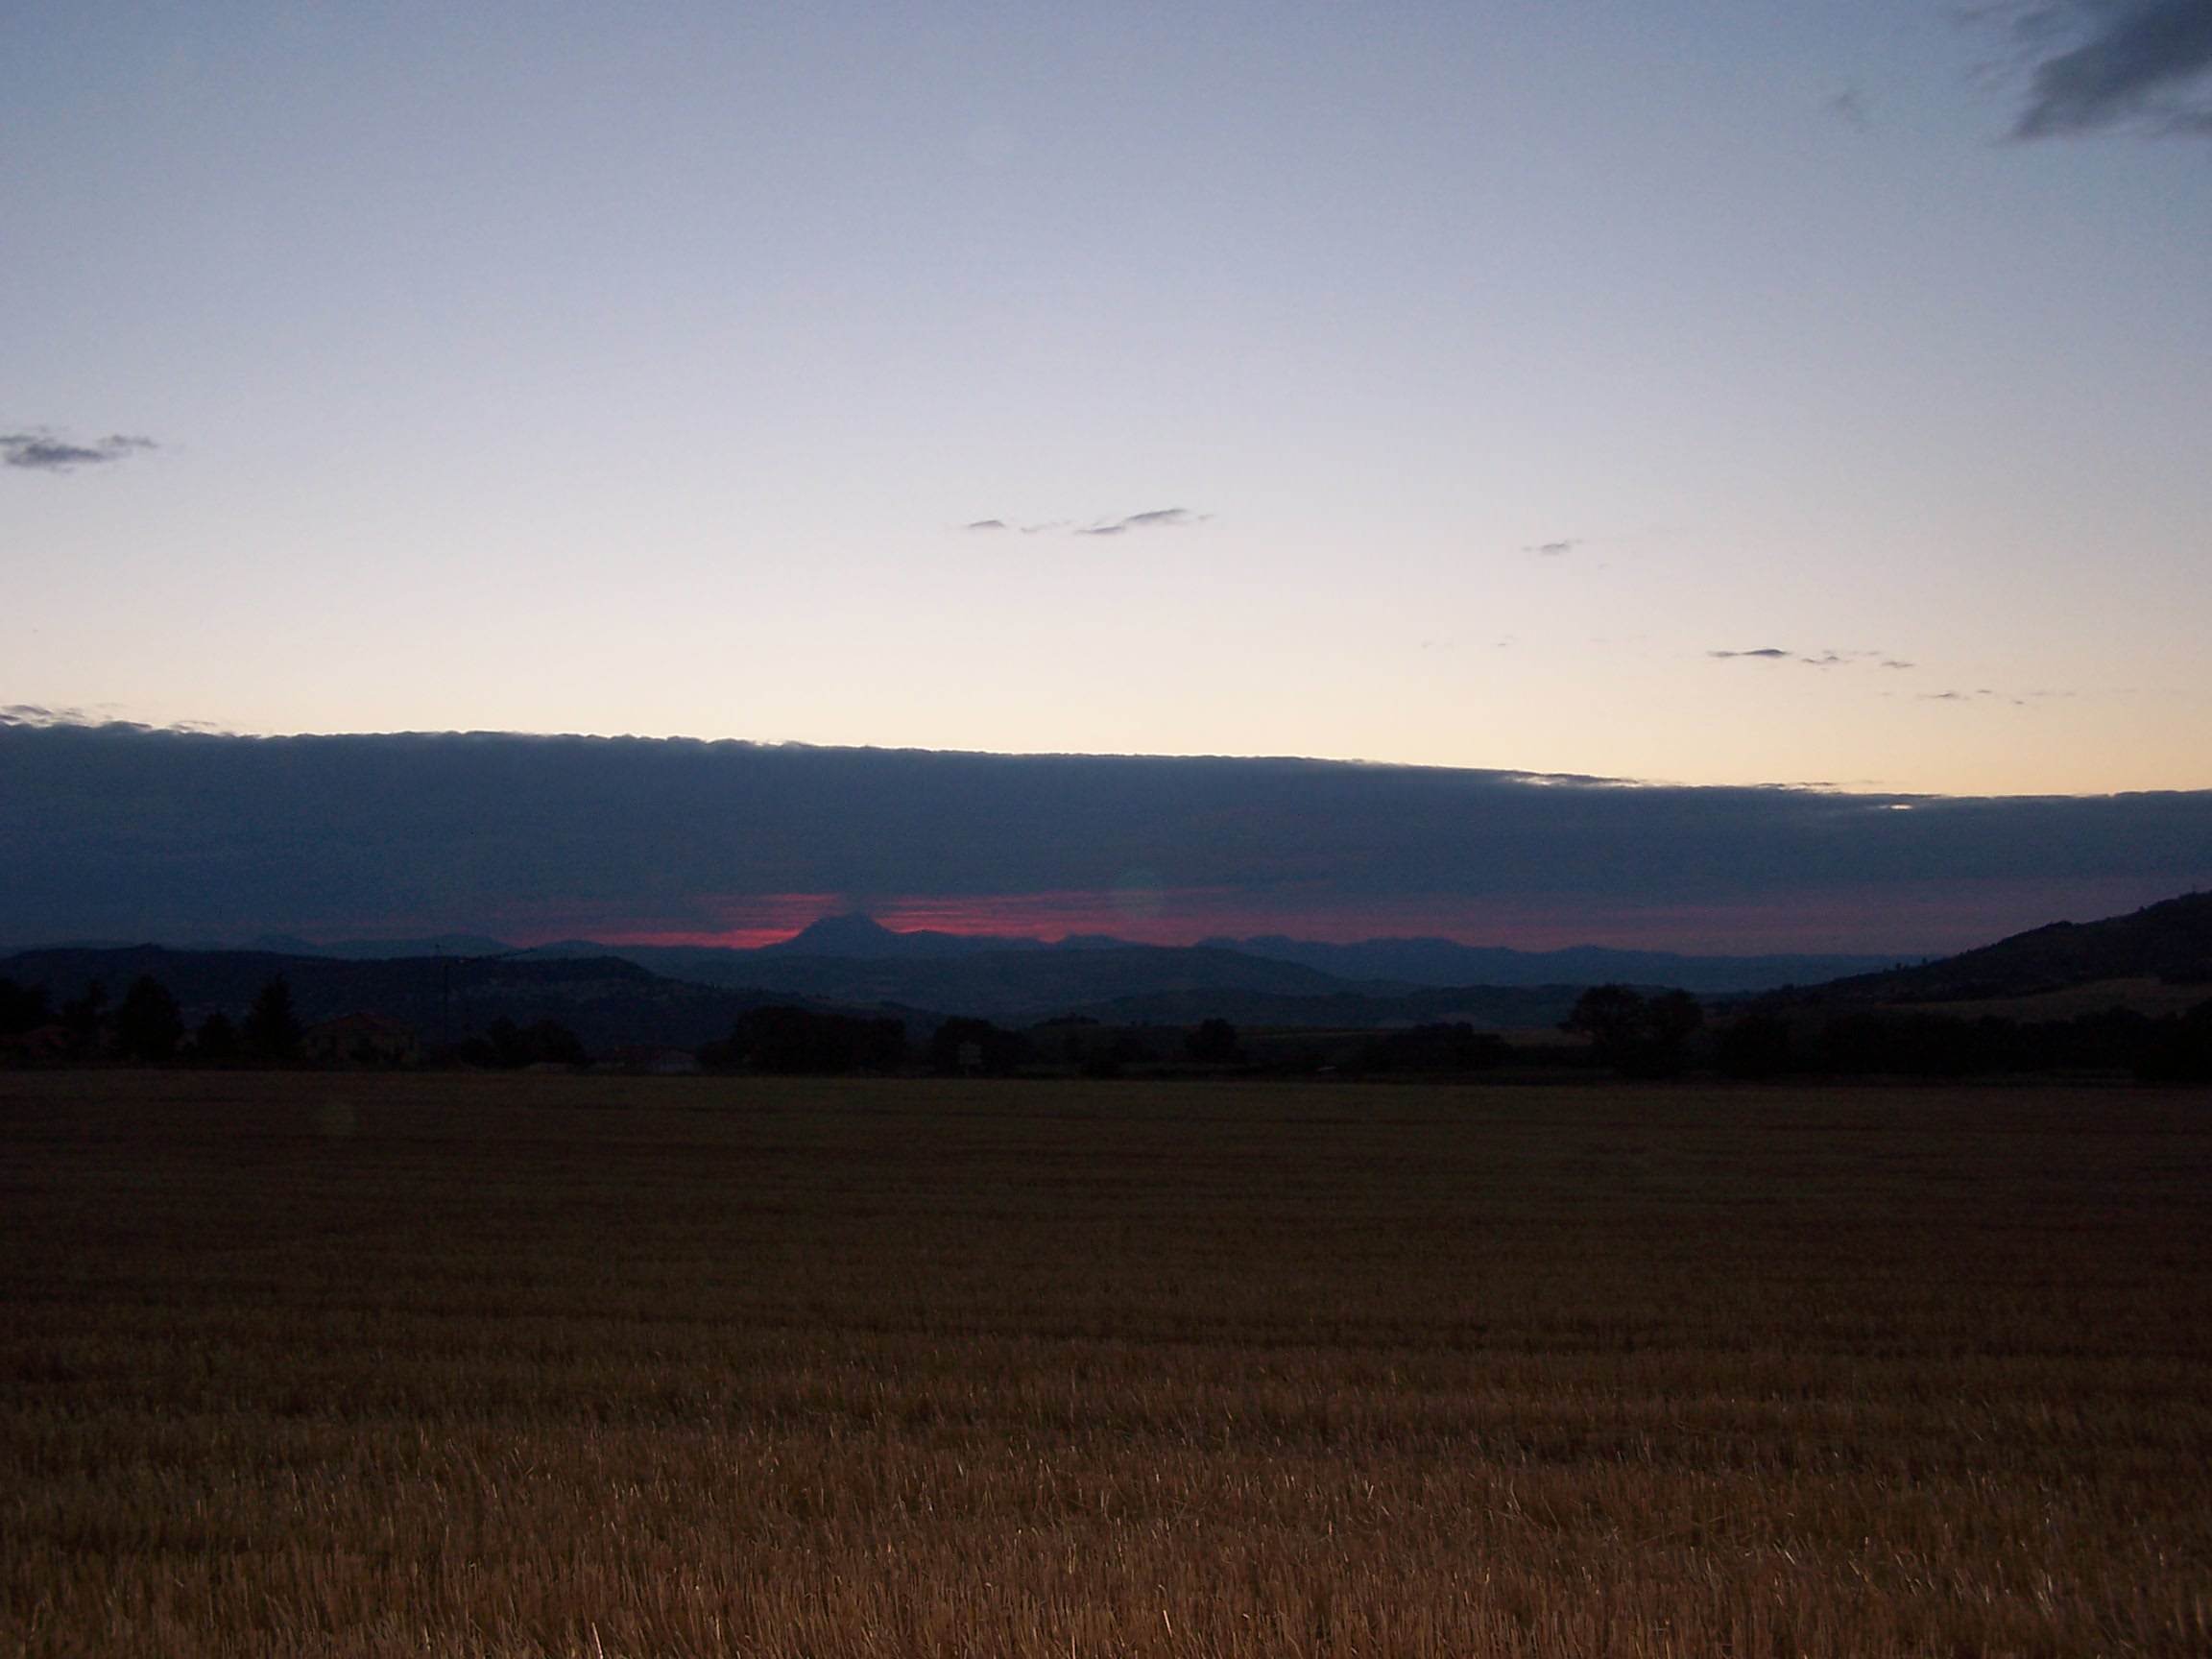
[
  {"left": 1078, "top": 507, "right": 1207, "bottom": 536},
  {"left": 3, "top": 431, "right": 157, "bottom": 472},
  {"left": 1920, "top": 688, "right": 2025, "bottom": 706},
  {"left": 1710, "top": 648, "right": 1906, "bottom": 669},
  {"left": 1977, "top": 1, "right": 2212, "bottom": 138},
  {"left": 1825, "top": 87, "right": 1872, "bottom": 129},
  {"left": 962, "top": 509, "right": 1206, "bottom": 538},
  {"left": 4, "top": 703, "right": 231, "bottom": 734},
  {"left": 1916, "top": 685, "right": 2072, "bottom": 707},
  {"left": 1523, "top": 538, "right": 1582, "bottom": 556}
]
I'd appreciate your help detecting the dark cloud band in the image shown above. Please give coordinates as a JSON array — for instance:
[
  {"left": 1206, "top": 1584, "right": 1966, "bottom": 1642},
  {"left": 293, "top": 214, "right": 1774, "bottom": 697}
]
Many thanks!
[
  {"left": 2, "top": 723, "right": 2206, "bottom": 947},
  {"left": 2002, "top": 1, "right": 2212, "bottom": 138}
]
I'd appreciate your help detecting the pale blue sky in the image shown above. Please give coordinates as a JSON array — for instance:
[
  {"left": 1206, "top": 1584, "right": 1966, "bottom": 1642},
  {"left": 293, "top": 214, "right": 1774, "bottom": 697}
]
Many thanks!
[{"left": 7, "top": 1, "right": 2210, "bottom": 794}]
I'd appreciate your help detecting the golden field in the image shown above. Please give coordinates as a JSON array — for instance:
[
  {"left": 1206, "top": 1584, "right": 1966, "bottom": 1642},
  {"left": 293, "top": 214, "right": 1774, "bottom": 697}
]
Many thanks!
[{"left": 3, "top": 1070, "right": 2208, "bottom": 1657}]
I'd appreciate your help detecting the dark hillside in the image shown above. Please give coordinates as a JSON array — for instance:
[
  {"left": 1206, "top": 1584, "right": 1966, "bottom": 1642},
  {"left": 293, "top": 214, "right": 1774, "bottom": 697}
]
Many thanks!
[{"left": 1808, "top": 892, "right": 2212, "bottom": 1005}]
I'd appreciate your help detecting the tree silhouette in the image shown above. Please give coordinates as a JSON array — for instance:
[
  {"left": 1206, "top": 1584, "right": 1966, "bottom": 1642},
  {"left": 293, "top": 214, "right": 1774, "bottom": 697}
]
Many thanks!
[
  {"left": 0, "top": 976, "right": 50, "bottom": 1036},
  {"left": 1713, "top": 1009, "right": 1793, "bottom": 1078},
  {"left": 116, "top": 975, "right": 184, "bottom": 1062},
  {"left": 703, "top": 1006, "right": 905, "bottom": 1073},
  {"left": 244, "top": 976, "right": 301, "bottom": 1061},
  {"left": 1564, "top": 984, "right": 1704, "bottom": 1078},
  {"left": 928, "top": 1017, "right": 1028, "bottom": 1075},
  {"left": 194, "top": 1011, "right": 241, "bottom": 1064},
  {"left": 60, "top": 981, "right": 108, "bottom": 1057},
  {"left": 1185, "top": 1018, "right": 1242, "bottom": 1064}
]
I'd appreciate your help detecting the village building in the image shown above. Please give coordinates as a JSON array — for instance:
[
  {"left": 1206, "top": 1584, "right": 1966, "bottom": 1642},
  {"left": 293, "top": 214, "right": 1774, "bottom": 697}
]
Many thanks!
[{"left": 301, "top": 1013, "right": 421, "bottom": 1068}]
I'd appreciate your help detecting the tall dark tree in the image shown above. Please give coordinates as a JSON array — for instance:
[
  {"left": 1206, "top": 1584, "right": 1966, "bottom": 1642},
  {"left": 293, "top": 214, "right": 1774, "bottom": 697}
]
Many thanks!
[
  {"left": 60, "top": 980, "right": 108, "bottom": 1056},
  {"left": 194, "top": 1011, "right": 241, "bottom": 1064},
  {"left": 115, "top": 975, "right": 184, "bottom": 1062},
  {"left": 0, "top": 976, "right": 51, "bottom": 1036},
  {"left": 244, "top": 976, "right": 301, "bottom": 1061}
]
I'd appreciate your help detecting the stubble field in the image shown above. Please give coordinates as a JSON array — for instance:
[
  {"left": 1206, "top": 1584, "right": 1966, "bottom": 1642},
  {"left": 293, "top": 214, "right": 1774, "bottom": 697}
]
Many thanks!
[{"left": 3, "top": 1070, "right": 2208, "bottom": 1657}]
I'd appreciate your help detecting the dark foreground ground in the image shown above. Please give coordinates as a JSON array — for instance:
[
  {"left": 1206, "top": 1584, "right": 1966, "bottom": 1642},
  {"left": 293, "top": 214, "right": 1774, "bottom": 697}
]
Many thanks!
[{"left": 3, "top": 1071, "right": 2208, "bottom": 1657}]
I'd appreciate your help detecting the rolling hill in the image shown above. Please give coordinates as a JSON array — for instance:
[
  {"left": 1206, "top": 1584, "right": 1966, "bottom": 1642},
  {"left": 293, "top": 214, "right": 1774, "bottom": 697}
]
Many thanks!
[{"left": 1788, "top": 891, "right": 2212, "bottom": 1010}]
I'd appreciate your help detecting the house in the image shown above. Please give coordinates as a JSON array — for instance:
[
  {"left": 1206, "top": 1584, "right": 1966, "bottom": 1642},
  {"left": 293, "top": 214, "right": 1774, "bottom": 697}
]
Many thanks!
[
  {"left": 0, "top": 1024, "right": 71, "bottom": 1068},
  {"left": 301, "top": 1013, "right": 421, "bottom": 1068}
]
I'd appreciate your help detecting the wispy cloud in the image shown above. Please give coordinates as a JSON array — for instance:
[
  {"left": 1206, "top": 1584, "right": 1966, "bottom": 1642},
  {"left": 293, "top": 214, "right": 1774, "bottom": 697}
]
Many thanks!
[
  {"left": 1920, "top": 688, "right": 2022, "bottom": 706},
  {"left": 1076, "top": 507, "right": 1207, "bottom": 536},
  {"left": 1710, "top": 647, "right": 1911, "bottom": 669},
  {"left": 1916, "top": 686, "right": 2073, "bottom": 707},
  {"left": 1825, "top": 87, "right": 1872, "bottom": 129},
  {"left": 1976, "top": 1, "right": 2212, "bottom": 138},
  {"left": 1523, "top": 538, "right": 1582, "bottom": 557},
  {"left": 960, "top": 509, "right": 1208, "bottom": 539},
  {"left": 0, "top": 704, "right": 90, "bottom": 727},
  {"left": 2, "top": 704, "right": 230, "bottom": 734},
  {"left": 3, "top": 431, "right": 157, "bottom": 472}
]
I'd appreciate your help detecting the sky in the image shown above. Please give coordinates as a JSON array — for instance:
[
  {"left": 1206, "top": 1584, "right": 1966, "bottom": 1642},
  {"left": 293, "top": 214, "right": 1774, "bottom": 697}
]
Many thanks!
[{"left": 5, "top": 4, "right": 2210, "bottom": 950}]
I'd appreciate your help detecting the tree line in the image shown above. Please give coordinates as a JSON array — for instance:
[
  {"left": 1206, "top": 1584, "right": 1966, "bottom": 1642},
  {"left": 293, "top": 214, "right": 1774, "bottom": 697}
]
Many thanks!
[
  {"left": 0, "top": 973, "right": 304, "bottom": 1063},
  {"left": 8, "top": 969, "right": 2208, "bottom": 1083},
  {"left": 1569, "top": 983, "right": 2212, "bottom": 1084}
]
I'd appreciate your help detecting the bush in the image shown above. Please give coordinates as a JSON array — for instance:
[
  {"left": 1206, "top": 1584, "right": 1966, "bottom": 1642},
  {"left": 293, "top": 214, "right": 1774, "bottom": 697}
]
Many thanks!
[
  {"left": 1563, "top": 986, "right": 1703, "bottom": 1078},
  {"left": 928, "top": 1018, "right": 1030, "bottom": 1075},
  {"left": 1714, "top": 1011, "right": 1793, "bottom": 1078},
  {"left": 1185, "top": 1018, "right": 1243, "bottom": 1064},
  {"left": 1353, "top": 1023, "right": 1509, "bottom": 1073},
  {"left": 703, "top": 1006, "right": 905, "bottom": 1073}
]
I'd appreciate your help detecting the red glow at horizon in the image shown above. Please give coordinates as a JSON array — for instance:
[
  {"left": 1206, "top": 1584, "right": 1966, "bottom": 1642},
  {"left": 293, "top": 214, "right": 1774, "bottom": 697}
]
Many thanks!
[{"left": 511, "top": 873, "right": 2197, "bottom": 957}]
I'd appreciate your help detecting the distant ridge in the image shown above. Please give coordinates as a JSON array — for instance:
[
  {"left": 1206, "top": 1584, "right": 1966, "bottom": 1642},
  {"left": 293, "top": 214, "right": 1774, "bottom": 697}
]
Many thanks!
[
  {"left": 1805, "top": 891, "right": 2212, "bottom": 1005},
  {"left": 758, "top": 913, "right": 1050, "bottom": 959},
  {"left": 36, "top": 916, "right": 1909, "bottom": 998},
  {"left": 241, "top": 932, "right": 517, "bottom": 960},
  {"left": 12, "top": 894, "right": 2207, "bottom": 1041},
  {"left": 1197, "top": 934, "right": 1899, "bottom": 994},
  {"left": 510, "top": 917, "right": 1895, "bottom": 993}
]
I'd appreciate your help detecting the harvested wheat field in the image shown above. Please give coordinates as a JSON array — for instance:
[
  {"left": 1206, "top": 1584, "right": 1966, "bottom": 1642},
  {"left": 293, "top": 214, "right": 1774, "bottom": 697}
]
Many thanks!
[{"left": 3, "top": 1070, "right": 2208, "bottom": 1657}]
